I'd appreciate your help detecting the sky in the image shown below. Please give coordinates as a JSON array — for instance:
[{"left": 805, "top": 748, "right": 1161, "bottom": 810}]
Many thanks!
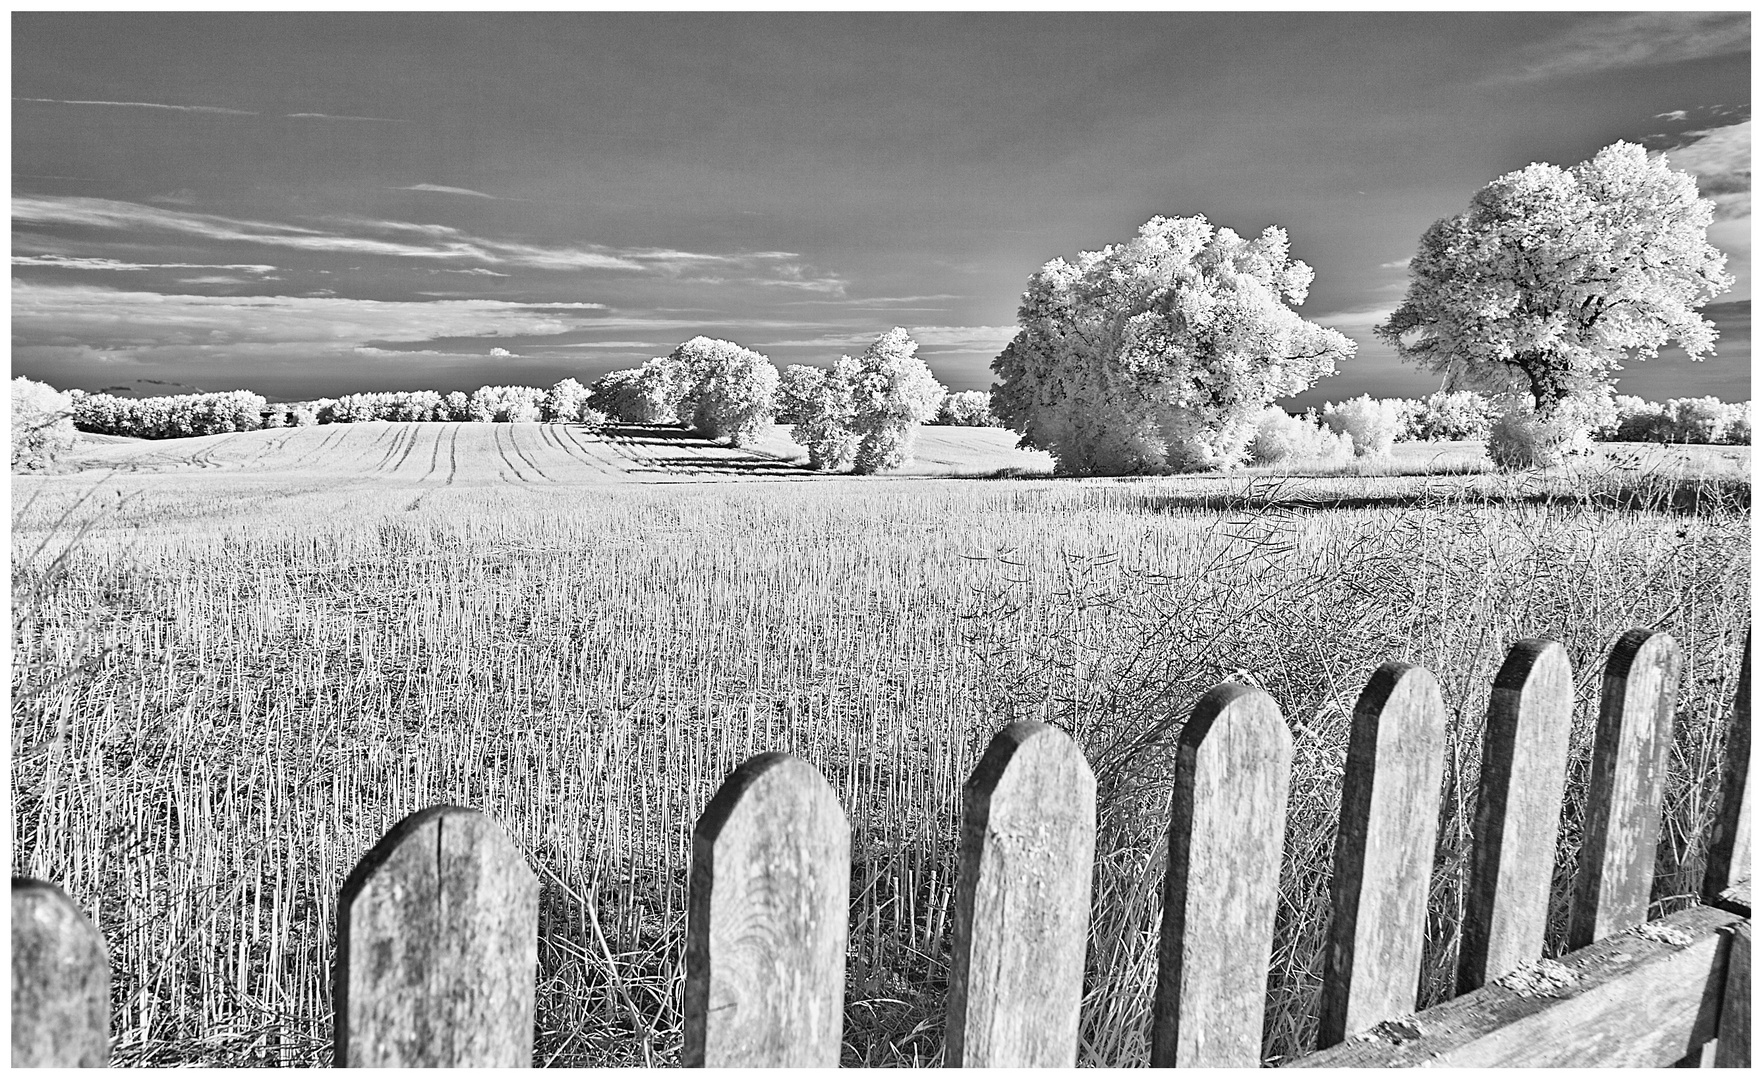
[{"left": 10, "top": 11, "right": 1753, "bottom": 407}]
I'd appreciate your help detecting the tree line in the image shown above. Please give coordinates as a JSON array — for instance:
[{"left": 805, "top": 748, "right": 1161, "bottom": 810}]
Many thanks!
[{"left": 15, "top": 139, "right": 1745, "bottom": 475}]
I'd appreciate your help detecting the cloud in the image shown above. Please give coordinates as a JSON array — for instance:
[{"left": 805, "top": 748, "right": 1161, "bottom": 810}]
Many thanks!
[
  {"left": 903, "top": 325, "right": 1021, "bottom": 351},
  {"left": 488, "top": 347, "right": 518, "bottom": 357},
  {"left": 1657, "top": 109, "right": 1692, "bottom": 122},
  {"left": 1491, "top": 12, "right": 1749, "bottom": 85},
  {"left": 398, "top": 183, "right": 501, "bottom": 199},
  {"left": 11, "top": 281, "right": 610, "bottom": 356},
  {"left": 15, "top": 96, "right": 256, "bottom": 115},
  {"left": 1655, "top": 119, "right": 1751, "bottom": 221},
  {"left": 12, "top": 195, "right": 841, "bottom": 285},
  {"left": 13, "top": 254, "right": 279, "bottom": 274},
  {"left": 1378, "top": 259, "right": 1411, "bottom": 271},
  {"left": 1310, "top": 305, "right": 1394, "bottom": 337},
  {"left": 434, "top": 267, "right": 511, "bottom": 277},
  {"left": 286, "top": 113, "right": 406, "bottom": 122}
]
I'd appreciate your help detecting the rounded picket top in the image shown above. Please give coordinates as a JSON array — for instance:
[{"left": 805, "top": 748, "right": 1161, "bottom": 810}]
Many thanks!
[
  {"left": 947, "top": 721, "right": 1097, "bottom": 1067},
  {"left": 334, "top": 805, "right": 540, "bottom": 1068},
  {"left": 1153, "top": 682, "right": 1294, "bottom": 1068},
  {"left": 1570, "top": 629, "right": 1683, "bottom": 949},
  {"left": 685, "top": 752, "right": 850, "bottom": 1068},
  {"left": 12, "top": 877, "right": 110, "bottom": 1067},
  {"left": 1320, "top": 662, "right": 1447, "bottom": 1047},
  {"left": 1459, "top": 638, "right": 1575, "bottom": 994}
]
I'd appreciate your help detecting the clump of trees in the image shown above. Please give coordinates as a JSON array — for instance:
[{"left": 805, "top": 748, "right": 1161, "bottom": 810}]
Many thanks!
[
  {"left": 991, "top": 215, "right": 1354, "bottom": 475},
  {"left": 1378, "top": 141, "right": 1733, "bottom": 468},
  {"left": 1321, "top": 395, "right": 1405, "bottom": 458},
  {"left": 930, "top": 389, "right": 1003, "bottom": 427},
  {"left": 1607, "top": 395, "right": 1751, "bottom": 445},
  {"left": 12, "top": 377, "right": 77, "bottom": 471},
  {"left": 790, "top": 328, "right": 947, "bottom": 473},
  {"left": 1246, "top": 406, "right": 1349, "bottom": 466},
  {"left": 71, "top": 389, "right": 269, "bottom": 439}
]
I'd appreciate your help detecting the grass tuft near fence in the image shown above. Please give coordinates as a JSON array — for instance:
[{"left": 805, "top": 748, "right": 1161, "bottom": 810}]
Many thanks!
[{"left": 10, "top": 460, "right": 1750, "bottom": 1065}]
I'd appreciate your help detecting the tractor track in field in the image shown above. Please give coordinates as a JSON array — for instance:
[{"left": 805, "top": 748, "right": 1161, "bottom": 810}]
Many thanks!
[
  {"left": 505, "top": 424, "right": 554, "bottom": 482},
  {"left": 552, "top": 424, "right": 631, "bottom": 480},
  {"left": 491, "top": 424, "right": 527, "bottom": 484}
]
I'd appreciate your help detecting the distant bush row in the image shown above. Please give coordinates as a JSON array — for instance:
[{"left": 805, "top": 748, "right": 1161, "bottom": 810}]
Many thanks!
[
  {"left": 65, "top": 382, "right": 609, "bottom": 439},
  {"left": 1247, "top": 390, "right": 1749, "bottom": 466}
]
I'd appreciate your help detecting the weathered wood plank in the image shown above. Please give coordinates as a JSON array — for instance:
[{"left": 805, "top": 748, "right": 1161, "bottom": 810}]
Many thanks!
[
  {"left": 1457, "top": 638, "right": 1575, "bottom": 994},
  {"left": 11, "top": 877, "right": 109, "bottom": 1067},
  {"left": 1713, "top": 921, "right": 1750, "bottom": 1068},
  {"left": 1151, "top": 683, "right": 1293, "bottom": 1067},
  {"left": 334, "top": 805, "right": 540, "bottom": 1067},
  {"left": 683, "top": 752, "right": 850, "bottom": 1067},
  {"left": 1569, "top": 629, "right": 1683, "bottom": 949},
  {"left": 1704, "top": 635, "right": 1751, "bottom": 907},
  {"left": 946, "top": 721, "right": 1097, "bottom": 1067},
  {"left": 1318, "top": 662, "right": 1447, "bottom": 1048},
  {"left": 1287, "top": 903, "right": 1743, "bottom": 1068}
]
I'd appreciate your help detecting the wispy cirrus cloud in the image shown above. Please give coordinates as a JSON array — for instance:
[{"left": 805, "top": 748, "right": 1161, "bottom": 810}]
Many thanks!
[
  {"left": 286, "top": 112, "right": 406, "bottom": 122},
  {"left": 397, "top": 183, "right": 501, "bottom": 199},
  {"left": 12, "top": 194, "right": 846, "bottom": 288},
  {"left": 12, "top": 280, "right": 608, "bottom": 355},
  {"left": 15, "top": 96, "right": 256, "bottom": 115},
  {"left": 13, "top": 253, "right": 279, "bottom": 274},
  {"left": 1489, "top": 12, "right": 1749, "bottom": 85}
]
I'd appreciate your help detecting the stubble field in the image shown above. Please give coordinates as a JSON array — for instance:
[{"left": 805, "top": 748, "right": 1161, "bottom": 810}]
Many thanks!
[{"left": 10, "top": 421, "right": 1751, "bottom": 1066}]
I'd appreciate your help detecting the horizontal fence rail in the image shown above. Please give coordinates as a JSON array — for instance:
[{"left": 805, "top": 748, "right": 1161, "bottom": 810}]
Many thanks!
[{"left": 11, "top": 629, "right": 1750, "bottom": 1068}]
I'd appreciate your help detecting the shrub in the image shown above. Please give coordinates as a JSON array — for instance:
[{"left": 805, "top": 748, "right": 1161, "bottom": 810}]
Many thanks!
[
  {"left": 542, "top": 379, "right": 590, "bottom": 423},
  {"left": 1246, "top": 407, "right": 1351, "bottom": 465},
  {"left": 1320, "top": 395, "right": 1403, "bottom": 458},
  {"left": 576, "top": 407, "right": 610, "bottom": 433},
  {"left": 932, "top": 389, "right": 1003, "bottom": 427},
  {"left": 1485, "top": 392, "right": 1611, "bottom": 468},
  {"left": 12, "top": 377, "right": 77, "bottom": 471},
  {"left": 1407, "top": 390, "right": 1495, "bottom": 442}
]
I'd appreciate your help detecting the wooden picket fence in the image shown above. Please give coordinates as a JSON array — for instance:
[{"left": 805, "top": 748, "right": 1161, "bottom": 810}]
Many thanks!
[{"left": 12, "top": 629, "right": 1751, "bottom": 1068}]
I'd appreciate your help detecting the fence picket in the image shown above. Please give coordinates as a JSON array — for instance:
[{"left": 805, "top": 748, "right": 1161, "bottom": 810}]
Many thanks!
[
  {"left": 11, "top": 877, "right": 110, "bottom": 1067},
  {"left": 683, "top": 752, "right": 849, "bottom": 1067},
  {"left": 946, "top": 721, "right": 1096, "bottom": 1067},
  {"left": 1456, "top": 639, "right": 1575, "bottom": 994},
  {"left": 1568, "top": 629, "right": 1682, "bottom": 949},
  {"left": 334, "top": 805, "right": 539, "bottom": 1067},
  {"left": 1704, "top": 634, "right": 1751, "bottom": 912},
  {"left": 1317, "top": 663, "right": 1446, "bottom": 1047},
  {"left": 1151, "top": 683, "right": 1293, "bottom": 1067}
]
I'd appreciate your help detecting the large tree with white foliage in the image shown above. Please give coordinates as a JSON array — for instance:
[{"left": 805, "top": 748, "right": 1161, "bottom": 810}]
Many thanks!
[
  {"left": 1377, "top": 142, "right": 1732, "bottom": 427},
  {"left": 991, "top": 216, "right": 1353, "bottom": 475},
  {"left": 665, "top": 336, "right": 780, "bottom": 447}
]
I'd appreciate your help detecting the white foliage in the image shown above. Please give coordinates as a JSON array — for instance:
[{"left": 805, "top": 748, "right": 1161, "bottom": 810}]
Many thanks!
[
  {"left": 1247, "top": 407, "right": 1350, "bottom": 465},
  {"left": 665, "top": 337, "right": 779, "bottom": 447},
  {"left": 1380, "top": 141, "right": 1733, "bottom": 418},
  {"left": 12, "top": 377, "right": 76, "bottom": 471},
  {"left": 992, "top": 215, "right": 1353, "bottom": 475},
  {"left": 1320, "top": 395, "right": 1404, "bottom": 458}
]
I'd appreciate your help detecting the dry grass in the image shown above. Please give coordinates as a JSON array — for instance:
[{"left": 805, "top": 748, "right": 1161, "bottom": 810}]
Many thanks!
[{"left": 10, "top": 429, "right": 1750, "bottom": 1066}]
